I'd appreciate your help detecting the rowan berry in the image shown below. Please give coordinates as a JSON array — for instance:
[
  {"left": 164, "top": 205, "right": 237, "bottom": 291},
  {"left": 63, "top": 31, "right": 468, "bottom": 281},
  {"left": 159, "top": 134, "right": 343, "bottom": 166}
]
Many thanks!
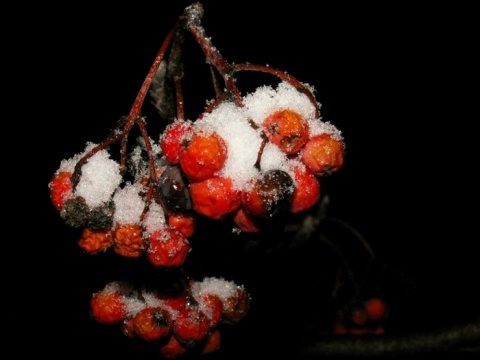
[
  {"left": 160, "top": 119, "right": 193, "bottom": 164},
  {"left": 365, "top": 297, "right": 387, "bottom": 321},
  {"left": 189, "top": 176, "right": 241, "bottom": 220},
  {"left": 302, "top": 133, "right": 345, "bottom": 177},
  {"left": 146, "top": 227, "right": 190, "bottom": 268},
  {"left": 133, "top": 306, "right": 172, "bottom": 341},
  {"left": 168, "top": 212, "right": 196, "bottom": 238},
  {"left": 173, "top": 306, "right": 211, "bottom": 345},
  {"left": 289, "top": 165, "right": 321, "bottom": 213},
  {"left": 199, "top": 329, "right": 222, "bottom": 355},
  {"left": 113, "top": 223, "right": 145, "bottom": 258},
  {"left": 178, "top": 131, "right": 227, "bottom": 182},
  {"left": 195, "top": 293, "right": 224, "bottom": 328},
  {"left": 241, "top": 169, "right": 295, "bottom": 219},
  {"left": 78, "top": 227, "right": 113, "bottom": 255},
  {"left": 232, "top": 206, "right": 262, "bottom": 233},
  {"left": 222, "top": 286, "right": 251, "bottom": 324},
  {"left": 156, "top": 290, "right": 189, "bottom": 313},
  {"left": 49, "top": 171, "right": 73, "bottom": 211},
  {"left": 262, "top": 109, "right": 310, "bottom": 155},
  {"left": 350, "top": 307, "right": 368, "bottom": 326},
  {"left": 159, "top": 334, "right": 188, "bottom": 359},
  {"left": 90, "top": 288, "right": 127, "bottom": 324}
]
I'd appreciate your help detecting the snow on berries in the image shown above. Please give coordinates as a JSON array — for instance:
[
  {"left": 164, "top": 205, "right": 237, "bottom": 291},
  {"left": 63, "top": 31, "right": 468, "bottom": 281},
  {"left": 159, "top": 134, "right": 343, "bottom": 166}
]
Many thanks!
[{"left": 49, "top": 3, "right": 346, "bottom": 358}]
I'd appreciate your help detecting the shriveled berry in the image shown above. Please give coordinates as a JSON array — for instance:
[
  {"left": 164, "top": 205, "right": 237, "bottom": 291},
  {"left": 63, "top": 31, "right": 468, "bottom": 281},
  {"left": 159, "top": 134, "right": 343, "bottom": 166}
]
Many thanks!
[
  {"left": 289, "top": 166, "right": 321, "bottom": 213},
  {"left": 146, "top": 227, "right": 190, "bottom": 267},
  {"left": 241, "top": 170, "right": 295, "bottom": 219},
  {"left": 157, "top": 165, "right": 192, "bottom": 213},
  {"left": 173, "top": 306, "right": 211, "bottom": 344},
  {"left": 302, "top": 133, "right": 345, "bottom": 176},
  {"left": 90, "top": 289, "right": 126, "bottom": 324},
  {"left": 60, "top": 196, "right": 89, "bottom": 228},
  {"left": 179, "top": 131, "right": 227, "bottom": 182},
  {"left": 263, "top": 109, "right": 310, "bottom": 154},
  {"left": 113, "top": 223, "right": 145, "bottom": 258},
  {"left": 160, "top": 119, "right": 193, "bottom": 164},
  {"left": 49, "top": 171, "right": 73, "bottom": 211},
  {"left": 168, "top": 212, "right": 196, "bottom": 238},
  {"left": 189, "top": 177, "right": 241, "bottom": 220},
  {"left": 222, "top": 286, "right": 251, "bottom": 324},
  {"left": 159, "top": 334, "right": 188, "bottom": 359},
  {"left": 78, "top": 227, "right": 113, "bottom": 255},
  {"left": 133, "top": 306, "right": 172, "bottom": 341}
]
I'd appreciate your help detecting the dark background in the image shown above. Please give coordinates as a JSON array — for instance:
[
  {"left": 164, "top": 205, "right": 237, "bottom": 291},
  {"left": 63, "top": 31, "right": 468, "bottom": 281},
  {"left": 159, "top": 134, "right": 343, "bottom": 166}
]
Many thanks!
[{"left": 30, "top": 1, "right": 478, "bottom": 357}]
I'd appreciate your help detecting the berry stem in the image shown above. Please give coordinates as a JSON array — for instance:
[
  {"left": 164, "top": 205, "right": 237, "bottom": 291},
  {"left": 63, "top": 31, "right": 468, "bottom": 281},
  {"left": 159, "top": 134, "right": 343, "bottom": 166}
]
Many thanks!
[
  {"left": 232, "top": 63, "right": 321, "bottom": 118},
  {"left": 182, "top": 2, "right": 243, "bottom": 107}
]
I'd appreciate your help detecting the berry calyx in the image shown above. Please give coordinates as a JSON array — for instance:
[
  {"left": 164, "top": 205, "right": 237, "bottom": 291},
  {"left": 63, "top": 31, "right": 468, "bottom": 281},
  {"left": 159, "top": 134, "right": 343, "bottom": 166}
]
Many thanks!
[{"left": 262, "top": 109, "right": 310, "bottom": 155}]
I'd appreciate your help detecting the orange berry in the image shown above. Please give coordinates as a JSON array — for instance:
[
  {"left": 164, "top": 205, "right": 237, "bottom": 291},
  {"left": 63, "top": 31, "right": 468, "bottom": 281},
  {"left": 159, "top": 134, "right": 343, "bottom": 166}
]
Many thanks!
[
  {"left": 189, "top": 177, "right": 241, "bottom": 220},
  {"left": 90, "top": 289, "right": 126, "bottom": 324},
  {"left": 262, "top": 109, "right": 310, "bottom": 154},
  {"left": 179, "top": 131, "right": 227, "bottom": 182},
  {"left": 200, "top": 329, "right": 222, "bottom": 354},
  {"left": 133, "top": 306, "right": 172, "bottom": 341},
  {"left": 302, "top": 133, "right": 345, "bottom": 176},
  {"left": 49, "top": 171, "right": 73, "bottom": 211},
  {"left": 78, "top": 227, "right": 113, "bottom": 255},
  {"left": 232, "top": 206, "right": 262, "bottom": 233},
  {"left": 113, "top": 223, "right": 145, "bottom": 258},
  {"left": 168, "top": 212, "right": 196, "bottom": 238},
  {"left": 222, "top": 286, "right": 251, "bottom": 324}
]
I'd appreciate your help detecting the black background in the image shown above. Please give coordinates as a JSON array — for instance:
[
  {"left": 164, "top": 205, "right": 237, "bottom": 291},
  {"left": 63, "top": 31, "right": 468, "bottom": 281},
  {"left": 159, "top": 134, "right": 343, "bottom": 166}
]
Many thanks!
[{"left": 29, "top": 1, "right": 479, "bottom": 357}]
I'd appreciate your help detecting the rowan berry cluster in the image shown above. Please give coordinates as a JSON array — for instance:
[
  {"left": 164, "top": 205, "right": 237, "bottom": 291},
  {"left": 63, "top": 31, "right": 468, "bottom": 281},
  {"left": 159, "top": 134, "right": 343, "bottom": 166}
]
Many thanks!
[
  {"left": 90, "top": 278, "right": 250, "bottom": 357},
  {"left": 48, "top": 2, "right": 345, "bottom": 357},
  {"left": 333, "top": 297, "right": 388, "bottom": 335}
]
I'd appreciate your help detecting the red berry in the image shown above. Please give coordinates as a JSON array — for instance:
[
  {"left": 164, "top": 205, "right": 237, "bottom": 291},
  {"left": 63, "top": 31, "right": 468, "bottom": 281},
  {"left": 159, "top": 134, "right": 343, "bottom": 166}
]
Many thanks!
[
  {"left": 49, "top": 171, "right": 73, "bottom": 211},
  {"left": 173, "top": 306, "right": 211, "bottom": 344},
  {"left": 189, "top": 176, "right": 241, "bottom": 220},
  {"left": 133, "top": 306, "right": 172, "bottom": 341},
  {"left": 350, "top": 307, "right": 368, "bottom": 326},
  {"left": 161, "top": 119, "right": 193, "bottom": 164},
  {"left": 200, "top": 329, "right": 222, "bottom": 354},
  {"left": 179, "top": 131, "right": 227, "bottom": 182},
  {"left": 289, "top": 166, "right": 321, "bottom": 213},
  {"left": 302, "top": 133, "right": 345, "bottom": 176},
  {"left": 146, "top": 227, "right": 190, "bottom": 267},
  {"left": 113, "top": 223, "right": 145, "bottom": 258},
  {"left": 156, "top": 291, "right": 189, "bottom": 313},
  {"left": 241, "top": 170, "right": 295, "bottom": 219},
  {"left": 159, "top": 334, "right": 188, "bottom": 359},
  {"left": 168, "top": 212, "right": 196, "bottom": 238},
  {"left": 78, "top": 227, "right": 113, "bottom": 255},
  {"left": 365, "top": 298, "right": 387, "bottom": 321},
  {"left": 90, "top": 288, "right": 127, "bottom": 324},
  {"left": 262, "top": 109, "right": 310, "bottom": 154},
  {"left": 232, "top": 206, "right": 262, "bottom": 233},
  {"left": 222, "top": 286, "right": 251, "bottom": 324},
  {"left": 195, "top": 293, "right": 224, "bottom": 328}
]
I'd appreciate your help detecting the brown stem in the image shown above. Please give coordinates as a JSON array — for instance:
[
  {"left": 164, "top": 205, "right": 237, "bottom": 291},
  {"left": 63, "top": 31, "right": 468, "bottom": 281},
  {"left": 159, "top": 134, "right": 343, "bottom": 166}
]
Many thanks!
[
  {"left": 167, "top": 28, "right": 186, "bottom": 121},
  {"left": 182, "top": 2, "right": 243, "bottom": 106},
  {"left": 232, "top": 63, "right": 321, "bottom": 118}
]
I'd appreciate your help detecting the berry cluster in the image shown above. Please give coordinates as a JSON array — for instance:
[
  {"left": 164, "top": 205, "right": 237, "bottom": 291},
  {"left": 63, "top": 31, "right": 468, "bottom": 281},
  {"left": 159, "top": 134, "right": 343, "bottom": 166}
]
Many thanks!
[
  {"left": 90, "top": 278, "right": 250, "bottom": 357},
  {"left": 48, "top": 2, "right": 345, "bottom": 357},
  {"left": 333, "top": 297, "right": 388, "bottom": 335}
]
